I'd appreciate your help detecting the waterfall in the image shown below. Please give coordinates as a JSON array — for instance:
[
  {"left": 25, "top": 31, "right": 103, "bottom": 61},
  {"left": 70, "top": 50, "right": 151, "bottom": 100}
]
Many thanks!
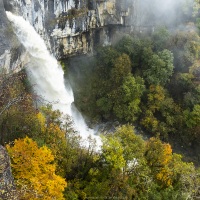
[{"left": 6, "top": 12, "right": 101, "bottom": 149}]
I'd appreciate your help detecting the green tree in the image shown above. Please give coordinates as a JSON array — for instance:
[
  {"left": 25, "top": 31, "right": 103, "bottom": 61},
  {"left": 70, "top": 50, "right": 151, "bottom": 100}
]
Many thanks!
[
  {"left": 152, "top": 26, "right": 170, "bottom": 51},
  {"left": 112, "top": 125, "right": 146, "bottom": 173},
  {"left": 171, "top": 31, "right": 200, "bottom": 71},
  {"left": 110, "top": 53, "right": 131, "bottom": 85},
  {"left": 95, "top": 52, "right": 145, "bottom": 122},
  {"left": 184, "top": 104, "right": 200, "bottom": 128},
  {"left": 0, "top": 71, "right": 41, "bottom": 145},
  {"left": 141, "top": 85, "right": 181, "bottom": 139},
  {"left": 142, "top": 49, "right": 174, "bottom": 86},
  {"left": 112, "top": 75, "right": 145, "bottom": 122},
  {"left": 101, "top": 135, "right": 125, "bottom": 170},
  {"left": 115, "top": 35, "right": 152, "bottom": 68}
]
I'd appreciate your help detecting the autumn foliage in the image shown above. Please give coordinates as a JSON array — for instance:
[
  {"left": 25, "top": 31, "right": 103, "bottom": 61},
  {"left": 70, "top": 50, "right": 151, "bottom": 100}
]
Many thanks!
[
  {"left": 145, "top": 137, "right": 173, "bottom": 187},
  {"left": 6, "top": 137, "right": 67, "bottom": 200},
  {"left": 1, "top": 10, "right": 200, "bottom": 198}
]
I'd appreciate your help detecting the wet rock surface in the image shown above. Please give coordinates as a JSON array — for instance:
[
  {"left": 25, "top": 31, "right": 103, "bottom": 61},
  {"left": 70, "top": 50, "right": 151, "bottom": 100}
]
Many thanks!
[
  {"left": 0, "top": 0, "right": 25, "bottom": 72},
  {"left": 0, "top": 0, "right": 13, "bottom": 55}
]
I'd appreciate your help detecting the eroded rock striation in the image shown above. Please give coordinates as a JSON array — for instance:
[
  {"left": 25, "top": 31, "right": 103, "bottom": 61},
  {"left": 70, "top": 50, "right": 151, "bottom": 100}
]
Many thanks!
[
  {"left": 0, "top": 0, "right": 28, "bottom": 73},
  {"left": 0, "top": 145, "right": 18, "bottom": 200},
  {"left": 3, "top": 0, "right": 135, "bottom": 59},
  {"left": 1, "top": 0, "right": 189, "bottom": 64}
]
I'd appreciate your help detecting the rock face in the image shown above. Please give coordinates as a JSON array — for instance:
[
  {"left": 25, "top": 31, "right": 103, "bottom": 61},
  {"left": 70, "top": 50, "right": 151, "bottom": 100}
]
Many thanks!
[
  {"left": 0, "top": 0, "right": 27, "bottom": 73},
  {"left": 3, "top": 0, "right": 137, "bottom": 59},
  {"left": 0, "top": 145, "right": 18, "bottom": 200},
  {"left": 49, "top": 0, "right": 134, "bottom": 58},
  {"left": 1, "top": 0, "right": 191, "bottom": 62}
]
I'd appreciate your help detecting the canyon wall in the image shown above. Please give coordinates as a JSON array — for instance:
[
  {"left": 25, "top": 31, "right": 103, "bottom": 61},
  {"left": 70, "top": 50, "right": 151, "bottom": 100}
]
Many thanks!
[
  {"left": 0, "top": 0, "right": 191, "bottom": 68},
  {"left": 3, "top": 0, "right": 136, "bottom": 59},
  {"left": 0, "top": 0, "right": 28, "bottom": 72}
]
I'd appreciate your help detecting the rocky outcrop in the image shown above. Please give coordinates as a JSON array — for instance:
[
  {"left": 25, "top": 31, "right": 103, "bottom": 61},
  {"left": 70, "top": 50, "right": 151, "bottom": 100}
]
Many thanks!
[
  {"left": 51, "top": 0, "right": 134, "bottom": 59},
  {"left": 2, "top": 0, "right": 135, "bottom": 59},
  {"left": 0, "top": 0, "right": 27, "bottom": 72},
  {"left": 1, "top": 0, "right": 190, "bottom": 61},
  {"left": 0, "top": 145, "right": 18, "bottom": 200}
]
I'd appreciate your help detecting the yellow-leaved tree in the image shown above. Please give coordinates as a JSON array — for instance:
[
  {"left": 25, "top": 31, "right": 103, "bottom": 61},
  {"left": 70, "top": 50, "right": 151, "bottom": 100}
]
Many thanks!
[
  {"left": 36, "top": 111, "right": 68, "bottom": 176},
  {"left": 6, "top": 136, "right": 67, "bottom": 200},
  {"left": 145, "top": 137, "right": 173, "bottom": 187}
]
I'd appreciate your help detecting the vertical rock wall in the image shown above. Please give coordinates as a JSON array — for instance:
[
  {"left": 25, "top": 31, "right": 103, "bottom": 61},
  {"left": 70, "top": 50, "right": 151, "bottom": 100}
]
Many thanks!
[
  {"left": 0, "top": 145, "right": 18, "bottom": 200},
  {"left": 3, "top": 0, "right": 134, "bottom": 59},
  {"left": 2, "top": 0, "right": 190, "bottom": 60},
  {"left": 0, "top": 0, "right": 28, "bottom": 72}
]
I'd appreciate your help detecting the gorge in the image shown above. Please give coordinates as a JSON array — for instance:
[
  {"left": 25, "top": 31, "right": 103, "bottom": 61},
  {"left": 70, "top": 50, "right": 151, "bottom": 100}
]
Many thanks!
[{"left": 1, "top": 0, "right": 200, "bottom": 199}]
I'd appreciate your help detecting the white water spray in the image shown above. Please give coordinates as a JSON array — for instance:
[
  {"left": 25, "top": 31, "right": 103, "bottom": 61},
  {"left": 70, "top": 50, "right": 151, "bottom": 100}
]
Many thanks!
[{"left": 6, "top": 12, "right": 101, "bottom": 148}]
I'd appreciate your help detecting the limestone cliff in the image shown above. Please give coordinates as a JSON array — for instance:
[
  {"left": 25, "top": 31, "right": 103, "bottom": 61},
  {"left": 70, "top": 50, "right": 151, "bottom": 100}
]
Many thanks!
[
  {"left": 1, "top": 0, "right": 191, "bottom": 63},
  {"left": 0, "top": 145, "right": 18, "bottom": 200},
  {"left": 3, "top": 0, "right": 136, "bottom": 59},
  {"left": 0, "top": 0, "right": 28, "bottom": 72}
]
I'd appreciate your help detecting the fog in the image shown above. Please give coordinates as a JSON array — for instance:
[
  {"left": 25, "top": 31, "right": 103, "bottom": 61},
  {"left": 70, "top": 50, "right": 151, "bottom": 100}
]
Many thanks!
[{"left": 129, "top": 0, "right": 194, "bottom": 27}]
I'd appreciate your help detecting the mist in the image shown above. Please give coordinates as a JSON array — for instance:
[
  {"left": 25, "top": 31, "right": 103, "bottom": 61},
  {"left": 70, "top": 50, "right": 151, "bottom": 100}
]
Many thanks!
[{"left": 129, "top": 0, "right": 194, "bottom": 27}]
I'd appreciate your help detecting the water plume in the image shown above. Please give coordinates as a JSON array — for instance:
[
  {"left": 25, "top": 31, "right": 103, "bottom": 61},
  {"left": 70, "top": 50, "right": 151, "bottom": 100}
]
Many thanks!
[{"left": 6, "top": 11, "right": 101, "bottom": 149}]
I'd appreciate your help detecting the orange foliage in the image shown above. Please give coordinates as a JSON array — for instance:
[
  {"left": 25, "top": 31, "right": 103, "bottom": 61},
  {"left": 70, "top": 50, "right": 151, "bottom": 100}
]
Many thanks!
[
  {"left": 6, "top": 137, "right": 67, "bottom": 200},
  {"left": 145, "top": 137, "right": 173, "bottom": 187}
]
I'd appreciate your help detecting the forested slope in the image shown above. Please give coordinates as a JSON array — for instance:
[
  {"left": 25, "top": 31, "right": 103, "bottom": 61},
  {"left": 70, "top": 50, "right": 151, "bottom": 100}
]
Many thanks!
[{"left": 1, "top": 0, "right": 200, "bottom": 199}]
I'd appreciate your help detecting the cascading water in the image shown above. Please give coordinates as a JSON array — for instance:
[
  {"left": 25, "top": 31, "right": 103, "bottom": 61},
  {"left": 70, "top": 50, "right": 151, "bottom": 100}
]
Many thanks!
[{"left": 6, "top": 12, "right": 101, "bottom": 148}]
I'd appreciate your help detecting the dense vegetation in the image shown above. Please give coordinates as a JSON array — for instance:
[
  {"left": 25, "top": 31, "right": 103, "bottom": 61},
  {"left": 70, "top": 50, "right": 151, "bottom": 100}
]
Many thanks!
[
  {"left": 67, "top": 26, "right": 200, "bottom": 163},
  {"left": 0, "top": 70, "right": 200, "bottom": 199},
  {"left": 1, "top": 0, "right": 200, "bottom": 199},
  {"left": 0, "top": 32, "right": 200, "bottom": 199}
]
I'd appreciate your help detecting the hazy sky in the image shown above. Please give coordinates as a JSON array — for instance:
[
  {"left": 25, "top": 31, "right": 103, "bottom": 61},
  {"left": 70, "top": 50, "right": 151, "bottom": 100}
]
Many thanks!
[{"left": 133, "top": 0, "right": 194, "bottom": 26}]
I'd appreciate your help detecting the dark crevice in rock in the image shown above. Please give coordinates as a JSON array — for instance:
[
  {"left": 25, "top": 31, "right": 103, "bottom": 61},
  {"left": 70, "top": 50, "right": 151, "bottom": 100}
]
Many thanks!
[{"left": 34, "top": 0, "right": 41, "bottom": 12}]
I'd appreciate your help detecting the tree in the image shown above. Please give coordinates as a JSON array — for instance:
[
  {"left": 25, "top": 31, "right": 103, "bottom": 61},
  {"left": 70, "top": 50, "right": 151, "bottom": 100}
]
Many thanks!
[
  {"left": 101, "top": 135, "right": 125, "bottom": 170},
  {"left": 142, "top": 49, "right": 174, "bottom": 86},
  {"left": 112, "top": 125, "right": 146, "bottom": 175},
  {"left": 145, "top": 137, "right": 173, "bottom": 187},
  {"left": 95, "top": 53, "right": 130, "bottom": 117},
  {"left": 0, "top": 72, "right": 27, "bottom": 117},
  {"left": 6, "top": 137, "right": 67, "bottom": 200},
  {"left": 95, "top": 52, "right": 145, "bottom": 122},
  {"left": 168, "top": 153, "right": 199, "bottom": 197},
  {"left": 152, "top": 26, "right": 170, "bottom": 51},
  {"left": 0, "top": 71, "right": 41, "bottom": 145},
  {"left": 193, "top": 0, "right": 200, "bottom": 16},
  {"left": 171, "top": 31, "right": 200, "bottom": 71},
  {"left": 110, "top": 53, "right": 131, "bottom": 85},
  {"left": 184, "top": 104, "right": 200, "bottom": 128},
  {"left": 141, "top": 85, "right": 181, "bottom": 139},
  {"left": 112, "top": 75, "right": 145, "bottom": 122},
  {"left": 115, "top": 35, "right": 152, "bottom": 69}
]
